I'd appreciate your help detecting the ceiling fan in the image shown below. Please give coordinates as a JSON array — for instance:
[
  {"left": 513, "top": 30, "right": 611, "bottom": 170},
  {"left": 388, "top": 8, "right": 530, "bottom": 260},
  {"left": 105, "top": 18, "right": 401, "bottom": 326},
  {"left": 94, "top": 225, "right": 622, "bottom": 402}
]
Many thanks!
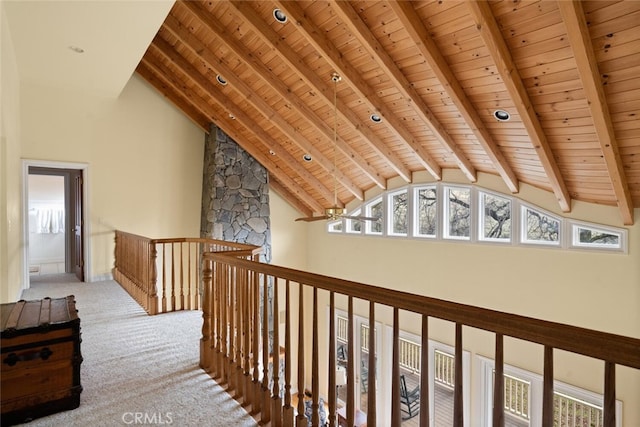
[{"left": 296, "top": 73, "right": 380, "bottom": 224}]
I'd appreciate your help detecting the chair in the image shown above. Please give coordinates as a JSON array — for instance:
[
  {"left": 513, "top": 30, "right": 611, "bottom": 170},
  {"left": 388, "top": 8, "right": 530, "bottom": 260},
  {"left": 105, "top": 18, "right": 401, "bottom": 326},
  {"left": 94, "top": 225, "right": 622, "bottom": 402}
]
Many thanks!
[
  {"left": 337, "top": 344, "right": 347, "bottom": 367},
  {"left": 400, "top": 374, "right": 420, "bottom": 420},
  {"left": 360, "top": 359, "right": 368, "bottom": 393}
]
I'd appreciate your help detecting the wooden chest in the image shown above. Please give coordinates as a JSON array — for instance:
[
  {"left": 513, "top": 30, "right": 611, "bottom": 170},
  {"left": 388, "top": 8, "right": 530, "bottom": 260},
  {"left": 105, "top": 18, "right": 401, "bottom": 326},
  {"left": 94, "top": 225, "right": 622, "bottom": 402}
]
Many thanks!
[{"left": 1, "top": 296, "right": 82, "bottom": 426}]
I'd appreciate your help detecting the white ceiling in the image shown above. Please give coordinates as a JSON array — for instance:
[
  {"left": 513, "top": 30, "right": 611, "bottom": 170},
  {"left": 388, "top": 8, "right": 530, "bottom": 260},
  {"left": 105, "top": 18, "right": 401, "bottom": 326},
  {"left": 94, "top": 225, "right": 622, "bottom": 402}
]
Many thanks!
[{"left": 3, "top": 0, "right": 174, "bottom": 98}]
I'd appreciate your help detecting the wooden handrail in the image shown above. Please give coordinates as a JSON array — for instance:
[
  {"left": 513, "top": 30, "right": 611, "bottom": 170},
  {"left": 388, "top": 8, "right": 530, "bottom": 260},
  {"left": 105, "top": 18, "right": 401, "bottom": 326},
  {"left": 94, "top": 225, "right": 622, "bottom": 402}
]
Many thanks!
[
  {"left": 201, "top": 252, "right": 639, "bottom": 427},
  {"left": 208, "top": 253, "right": 639, "bottom": 369},
  {"left": 113, "top": 230, "right": 261, "bottom": 315}
]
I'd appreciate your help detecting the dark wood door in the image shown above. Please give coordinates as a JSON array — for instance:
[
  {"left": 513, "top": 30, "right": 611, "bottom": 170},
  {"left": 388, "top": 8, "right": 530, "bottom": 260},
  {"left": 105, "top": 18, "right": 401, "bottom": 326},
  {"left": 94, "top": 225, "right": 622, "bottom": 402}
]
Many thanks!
[{"left": 72, "top": 172, "right": 84, "bottom": 281}]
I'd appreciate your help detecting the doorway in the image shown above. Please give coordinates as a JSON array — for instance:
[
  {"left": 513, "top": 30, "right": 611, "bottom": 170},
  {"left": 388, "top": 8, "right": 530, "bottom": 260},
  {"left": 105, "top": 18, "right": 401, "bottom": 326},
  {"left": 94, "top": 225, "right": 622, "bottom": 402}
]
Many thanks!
[{"left": 22, "top": 161, "right": 88, "bottom": 287}]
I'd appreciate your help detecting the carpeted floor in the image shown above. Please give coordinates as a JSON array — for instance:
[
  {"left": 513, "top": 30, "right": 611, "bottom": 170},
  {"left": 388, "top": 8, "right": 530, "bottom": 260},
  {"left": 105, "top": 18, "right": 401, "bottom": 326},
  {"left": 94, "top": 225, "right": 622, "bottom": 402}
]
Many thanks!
[{"left": 15, "top": 274, "right": 257, "bottom": 427}]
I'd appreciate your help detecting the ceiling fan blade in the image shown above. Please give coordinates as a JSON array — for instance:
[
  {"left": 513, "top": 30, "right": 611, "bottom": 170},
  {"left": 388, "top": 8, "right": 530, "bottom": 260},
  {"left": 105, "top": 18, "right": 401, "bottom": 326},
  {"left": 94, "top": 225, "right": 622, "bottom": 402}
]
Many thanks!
[
  {"left": 342, "top": 215, "right": 380, "bottom": 222},
  {"left": 295, "top": 215, "right": 330, "bottom": 222}
]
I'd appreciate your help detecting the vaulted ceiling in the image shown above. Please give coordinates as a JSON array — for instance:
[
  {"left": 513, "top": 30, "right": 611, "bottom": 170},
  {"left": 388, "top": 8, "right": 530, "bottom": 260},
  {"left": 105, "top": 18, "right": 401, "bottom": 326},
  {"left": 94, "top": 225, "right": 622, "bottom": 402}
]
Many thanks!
[{"left": 137, "top": 0, "right": 639, "bottom": 225}]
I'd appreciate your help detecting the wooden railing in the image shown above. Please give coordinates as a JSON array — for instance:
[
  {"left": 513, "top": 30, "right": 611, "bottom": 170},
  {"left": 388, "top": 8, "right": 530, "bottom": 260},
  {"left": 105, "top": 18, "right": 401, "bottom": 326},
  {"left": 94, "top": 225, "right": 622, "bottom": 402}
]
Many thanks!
[
  {"left": 200, "top": 252, "right": 640, "bottom": 427},
  {"left": 113, "top": 230, "right": 261, "bottom": 315}
]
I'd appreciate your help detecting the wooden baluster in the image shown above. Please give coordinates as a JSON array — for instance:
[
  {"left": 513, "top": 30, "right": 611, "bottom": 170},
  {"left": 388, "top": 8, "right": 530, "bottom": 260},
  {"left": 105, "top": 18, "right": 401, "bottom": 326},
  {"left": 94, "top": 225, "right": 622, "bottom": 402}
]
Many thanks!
[
  {"left": 252, "top": 268, "right": 262, "bottom": 415},
  {"left": 162, "top": 244, "right": 167, "bottom": 313},
  {"left": 170, "top": 242, "right": 176, "bottom": 311},
  {"left": 604, "top": 361, "right": 615, "bottom": 427},
  {"left": 328, "top": 292, "right": 336, "bottom": 427},
  {"left": 454, "top": 323, "right": 463, "bottom": 427},
  {"left": 243, "top": 268, "right": 252, "bottom": 407},
  {"left": 219, "top": 264, "right": 228, "bottom": 385},
  {"left": 272, "top": 277, "right": 282, "bottom": 426},
  {"left": 149, "top": 242, "right": 158, "bottom": 315},
  {"left": 493, "top": 333, "right": 505, "bottom": 427},
  {"left": 542, "top": 346, "right": 554, "bottom": 427},
  {"left": 261, "top": 274, "right": 271, "bottom": 424},
  {"left": 347, "top": 296, "right": 355, "bottom": 427},
  {"left": 187, "top": 242, "right": 192, "bottom": 310},
  {"left": 296, "top": 284, "right": 307, "bottom": 427},
  {"left": 420, "top": 314, "right": 430, "bottom": 426},
  {"left": 179, "top": 242, "right": 185, "bottom": 310},
  {"left": 237, "top": 267, "right": 246, "bottom": 400},
  {"left": 283, "top": 280, "right": 293, "bottom": 427},
  {"left": 200, "top": 258, "right": 213, "bottom": 372},
  {"left": 367, "top": 300, "right": 376, "bottom": 427},
  {"left": 211, "top": 257, "right": 220, "bottom": 379},
  {"left": 228, "top": 267, "right": 237, "bottom": 395},
  {"left": 391, "top": 307, "right": 401, "bottom": 427},
  {"left": 311, "top": 287, "right": 320, "bottom": 427}
]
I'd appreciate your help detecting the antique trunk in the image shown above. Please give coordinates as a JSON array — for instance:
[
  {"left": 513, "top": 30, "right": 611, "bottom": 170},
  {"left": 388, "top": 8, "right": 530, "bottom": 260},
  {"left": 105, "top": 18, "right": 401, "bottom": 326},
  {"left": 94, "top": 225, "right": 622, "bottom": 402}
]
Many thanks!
[{"left": 1, "top": 296, "right": 82, "bottom": 426}]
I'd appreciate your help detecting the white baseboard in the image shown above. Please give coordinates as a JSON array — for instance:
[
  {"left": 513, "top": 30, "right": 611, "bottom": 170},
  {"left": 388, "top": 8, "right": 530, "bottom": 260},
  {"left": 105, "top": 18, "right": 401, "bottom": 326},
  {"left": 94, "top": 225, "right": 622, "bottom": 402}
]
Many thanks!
[{"left": 90, "top": 272, "right": 113, "bottom": 282}]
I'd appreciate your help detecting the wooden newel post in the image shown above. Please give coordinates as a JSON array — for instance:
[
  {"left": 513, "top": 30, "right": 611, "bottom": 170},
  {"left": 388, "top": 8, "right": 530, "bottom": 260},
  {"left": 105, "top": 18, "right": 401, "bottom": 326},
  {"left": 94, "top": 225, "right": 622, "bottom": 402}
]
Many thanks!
[
  {"left": 149, "top": 242, "right": 158, "bottom": 315},
  {"left": 200, "top": 257, "right": 213, "bottom": 372}
]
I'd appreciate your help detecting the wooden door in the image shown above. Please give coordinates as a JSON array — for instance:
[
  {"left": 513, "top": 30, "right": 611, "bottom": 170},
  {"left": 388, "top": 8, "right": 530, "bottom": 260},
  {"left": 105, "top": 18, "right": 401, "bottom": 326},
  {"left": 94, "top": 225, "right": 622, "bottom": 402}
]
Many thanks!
[{"left": 72, "top": 171, "right": 84, "bottom": 281}]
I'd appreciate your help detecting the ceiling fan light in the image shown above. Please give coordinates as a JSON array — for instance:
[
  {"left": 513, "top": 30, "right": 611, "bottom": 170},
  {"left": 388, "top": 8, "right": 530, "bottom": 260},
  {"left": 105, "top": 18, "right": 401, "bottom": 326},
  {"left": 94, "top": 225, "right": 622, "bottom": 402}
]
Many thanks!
[
  {"left": 216, "top": 75, "right": 227, "bottom": 85},
  {"left": 325, "top": 207, "right": 345, "bottom": 218},
  {"left": 273, "top": 8, "right": 287, "bottom": 23},
  {"left": 302, "top": 154, "right": 312, "bottom": 162},
  {"left": 494, "top": 109, "right": 510, "bottom": 121}
]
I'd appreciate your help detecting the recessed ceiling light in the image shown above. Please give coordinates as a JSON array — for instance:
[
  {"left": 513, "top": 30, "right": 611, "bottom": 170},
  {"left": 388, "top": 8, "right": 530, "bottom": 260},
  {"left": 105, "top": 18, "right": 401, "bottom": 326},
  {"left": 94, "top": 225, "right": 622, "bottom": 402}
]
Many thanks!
[
  {"left": 68, "top": 45, "right": 84, "bottom": 54},
  {"left": 370, "top": 114, "right": 382, "bottom": 123},
  {"left": 216, "top": 75, "right": 227, "bottom": 85},
  {"left": 493, "top": 110, "right": 511, "bottom": 121},
  {"left": 302, "top": 154, "right": 312, "bottom": 162},
  {"left": 228, "top": 113, "right": 235, "bottom": 120},
  {"left": 269, "top": 149, "right": 276, "bottom": 156},
  {"left": 273, "top": 8, "right": 287, "bottom": 23}
]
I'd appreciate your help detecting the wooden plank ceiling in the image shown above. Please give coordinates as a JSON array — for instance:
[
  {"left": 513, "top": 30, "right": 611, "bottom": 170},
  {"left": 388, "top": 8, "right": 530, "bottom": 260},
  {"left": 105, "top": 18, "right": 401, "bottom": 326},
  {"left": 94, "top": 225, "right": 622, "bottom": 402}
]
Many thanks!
[{"left": 137, "top": 0, "right": 639, "bottom": 225}]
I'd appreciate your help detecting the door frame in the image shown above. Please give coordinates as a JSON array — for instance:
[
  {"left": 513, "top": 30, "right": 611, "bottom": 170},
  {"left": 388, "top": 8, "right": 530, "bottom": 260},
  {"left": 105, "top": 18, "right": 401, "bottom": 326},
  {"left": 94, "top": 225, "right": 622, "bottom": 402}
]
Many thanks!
[{"left": 21, "top": 159, "right": 90, "bottom": 288}]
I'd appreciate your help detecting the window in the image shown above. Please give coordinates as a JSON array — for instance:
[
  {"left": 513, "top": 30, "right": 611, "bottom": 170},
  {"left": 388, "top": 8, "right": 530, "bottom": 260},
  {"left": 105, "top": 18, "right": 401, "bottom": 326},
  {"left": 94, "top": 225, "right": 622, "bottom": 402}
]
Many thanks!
[
  {"left": 346, "top": 210, "right": 363, "bottom": 234},
  {"left": 479, "top": 191, "right": 511, "bottom": 243},
  {"left": 521, "top": 206, "right": 560, "bottom": 246},
  {"left": 414, "top": 186, "right": 437, "bottom": 238},
  {"left": 479, "top": 357, "right": 622, "bottom": 427},
  {"left": 329, "top": 183, "right": 626, "bottom": 254},
  {"left": 570, "top": 222, "right": 625, "bottom": 252},
  {"left": 366, "top": 198, "right": 383, "bottom": 235},
  {"left": 444, "top": 186, "right": 471, "bottom": 240},
  {"left": 389, "top": 189, "right": 408, "bottom": 236},
  {"left": 328, "top": 220, "right": 342, "bottom": 233}
]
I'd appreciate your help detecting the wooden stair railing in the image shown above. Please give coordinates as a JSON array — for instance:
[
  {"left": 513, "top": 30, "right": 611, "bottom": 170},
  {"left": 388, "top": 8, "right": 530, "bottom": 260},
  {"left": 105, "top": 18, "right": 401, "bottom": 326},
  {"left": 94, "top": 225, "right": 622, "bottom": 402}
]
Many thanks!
[
  {"left": 113, "top": 230, "right": 261, "bottom": 315},
  {"left": 201, "top": 252, "right": 640, "bottom": 427}
]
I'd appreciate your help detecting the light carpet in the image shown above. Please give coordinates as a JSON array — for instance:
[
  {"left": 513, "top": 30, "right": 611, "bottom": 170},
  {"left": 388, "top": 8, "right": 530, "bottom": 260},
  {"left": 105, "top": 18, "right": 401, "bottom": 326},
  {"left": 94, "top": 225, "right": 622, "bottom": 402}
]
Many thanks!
[{"left": 16, "top": 274, "right": 257, "bottom": 427}]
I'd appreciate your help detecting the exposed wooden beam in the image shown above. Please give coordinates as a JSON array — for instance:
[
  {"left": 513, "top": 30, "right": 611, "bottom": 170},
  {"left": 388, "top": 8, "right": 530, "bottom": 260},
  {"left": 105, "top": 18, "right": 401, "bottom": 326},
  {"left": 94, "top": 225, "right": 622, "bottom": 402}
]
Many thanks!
[
  {"left": 275, "top": 0, "right": 443, "bottom": 181},
  {"left": 387, "top": 0, "right": 522, "bottom": 192},
  {"left": 228, "top": 0, "right": 408, "bottom": 186},
  {"left": 185, "top": 1, "right": 386, "bottom": 191},
  {"left": 178, "top": 2, "right": 364, "bottom": 202},
  {"left": 140, "top": 53, "right": 326, "bottom": 214},
  {"left": 334, "top": 0, "right": 477, "bottom": 184},
  {"left": 149, "top": 35, "right": 337, "bottom": 209},
  {"left": 557, "top": 1, "right": 634, "bottom": 225},
  {"left": 467, "top": 1, "right": 571, "bottom": 212}
]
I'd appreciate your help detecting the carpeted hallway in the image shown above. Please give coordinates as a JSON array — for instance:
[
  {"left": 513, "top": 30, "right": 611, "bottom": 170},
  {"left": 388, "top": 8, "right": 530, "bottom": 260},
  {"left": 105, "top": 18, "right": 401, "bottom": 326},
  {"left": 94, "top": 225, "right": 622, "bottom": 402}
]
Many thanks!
[{"left": 16, "top": 274, "right": 257, "bottom": 427}]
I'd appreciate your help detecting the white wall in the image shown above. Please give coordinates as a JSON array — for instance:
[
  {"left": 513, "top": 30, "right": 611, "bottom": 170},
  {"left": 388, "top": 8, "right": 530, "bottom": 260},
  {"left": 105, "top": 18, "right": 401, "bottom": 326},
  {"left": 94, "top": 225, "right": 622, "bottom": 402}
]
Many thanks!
[
  {"left": 19, "top": 74, "right": 204, "bottom": 282},
  {"left": 1, "top": 1, "right": 24, "bottom": 302}
]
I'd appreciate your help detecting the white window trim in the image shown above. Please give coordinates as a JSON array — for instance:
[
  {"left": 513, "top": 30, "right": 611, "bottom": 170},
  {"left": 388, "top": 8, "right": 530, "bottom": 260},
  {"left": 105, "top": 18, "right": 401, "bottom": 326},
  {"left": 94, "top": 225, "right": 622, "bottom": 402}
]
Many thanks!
[
  {"left": 520, "top": 204, "right": 562, "bottom": 247},
  {"left": 365, "top": 196, "right": 384, "bottom": 235},
  {"left": 413, "top": 185, "right": 438, "bottom": 239},
  {"left": 388, "top": 189, "right": 408, "bottom": 237},
  {"left": 443, "top": 185, "right": 472, "bottom": 241},
  {"left": 568, "top": 219, "right": 627, "bottom": 252},
  {"left": 478, "top": 189, "right": 512, "bottom": 244}
]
